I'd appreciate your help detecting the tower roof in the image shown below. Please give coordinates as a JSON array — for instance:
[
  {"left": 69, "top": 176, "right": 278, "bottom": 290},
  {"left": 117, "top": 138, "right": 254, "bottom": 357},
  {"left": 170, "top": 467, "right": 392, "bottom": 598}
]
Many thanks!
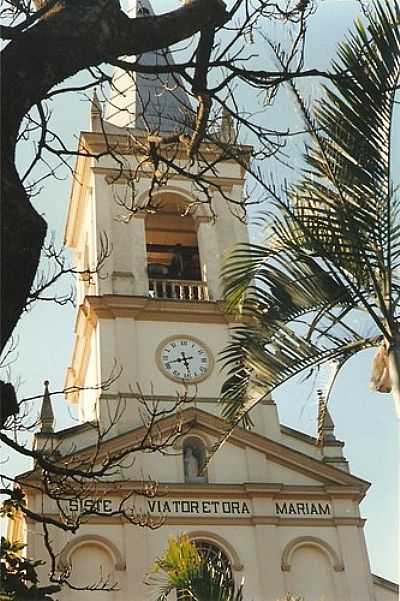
[{"left": 104, "top": 0, "right": 192, "bottom": 133}]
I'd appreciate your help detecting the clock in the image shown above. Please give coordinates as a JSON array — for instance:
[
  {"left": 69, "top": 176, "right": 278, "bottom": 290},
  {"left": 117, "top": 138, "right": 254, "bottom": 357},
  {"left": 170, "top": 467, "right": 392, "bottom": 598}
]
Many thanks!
[{"left": 156, "top": 336, "right": 213, "bottom": 383}]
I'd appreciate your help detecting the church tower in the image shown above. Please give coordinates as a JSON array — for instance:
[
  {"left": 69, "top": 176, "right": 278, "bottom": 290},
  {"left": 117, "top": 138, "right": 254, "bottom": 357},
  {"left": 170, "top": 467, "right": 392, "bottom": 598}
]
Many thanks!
[
  {"left": 63, "top": 1, "right": 253, "bottom": 436},
  {"left": 12, "top": 2, "right": 398, "bottom": 600}
]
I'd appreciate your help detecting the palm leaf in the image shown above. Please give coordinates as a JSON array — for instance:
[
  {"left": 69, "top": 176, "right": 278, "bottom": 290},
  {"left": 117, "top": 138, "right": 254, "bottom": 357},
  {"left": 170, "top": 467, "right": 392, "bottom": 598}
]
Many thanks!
[
  {"left": 221, "top": 1, "right": 400, "bottom": 425},
  {"left": 220, "top": 320, "right": 376, "bottom": 423},
  {"left": 292, "top": 1, "right": 400, "bottom": 287}
]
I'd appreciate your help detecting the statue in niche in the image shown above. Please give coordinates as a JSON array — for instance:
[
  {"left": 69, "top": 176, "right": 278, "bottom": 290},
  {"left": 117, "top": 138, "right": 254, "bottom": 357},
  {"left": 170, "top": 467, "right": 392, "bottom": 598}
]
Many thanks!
[{"left": 183, "top": 443, "right": 207, "bottom": 483}]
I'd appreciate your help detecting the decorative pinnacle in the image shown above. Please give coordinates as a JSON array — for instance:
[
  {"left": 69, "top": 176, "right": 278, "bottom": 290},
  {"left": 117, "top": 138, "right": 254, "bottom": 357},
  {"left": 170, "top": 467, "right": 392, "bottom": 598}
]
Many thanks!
[
  {"left": 220, "top": 107, "right": 235, "bottom": 144},
  {"left": 91, "top": 89, "right": 103, "bottom": 131},
  {"left": 317, "top": 389, "right": 336, "bottom": 444},
  {"left": 40, "top": 380, "right": 54, "bottom": 433}
]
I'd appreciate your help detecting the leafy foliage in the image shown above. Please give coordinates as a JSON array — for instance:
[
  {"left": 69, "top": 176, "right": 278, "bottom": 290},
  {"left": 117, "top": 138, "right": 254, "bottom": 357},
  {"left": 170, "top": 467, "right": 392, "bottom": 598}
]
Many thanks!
[
  {"left": 0, "top": 488, "right": 26, "bottom": 520},
  {"left": 1, "top": 490, "right": 60, "bottom": 600},
  {"left": 150, "top": 535, "right": 244, "bottom": 601},
  {"left": 0, "top": 537, "right": 61, "bottom": 601},
  {"left": 221, "top": 1, "right": 400, "bottom": 426}
]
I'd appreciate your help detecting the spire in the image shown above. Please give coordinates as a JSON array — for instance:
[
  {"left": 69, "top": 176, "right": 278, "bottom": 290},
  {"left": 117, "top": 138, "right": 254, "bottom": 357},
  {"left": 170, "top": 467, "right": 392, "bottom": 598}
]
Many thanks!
[
  {"left": 317, "top": 389, "right": 336, "bottom": 444},
  {"left": 91, "top": 89, "right": 103, "bottom": 131},
  {"left": 40, "top": 380, "right": 54, "bottom": 433},
  {"left": 104, "top": 0, "right": 191, "bottom": 133}
]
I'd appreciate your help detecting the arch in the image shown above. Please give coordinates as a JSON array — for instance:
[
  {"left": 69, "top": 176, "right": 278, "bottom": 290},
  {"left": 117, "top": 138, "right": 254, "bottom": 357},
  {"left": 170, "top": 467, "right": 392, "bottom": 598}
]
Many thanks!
[
  {"left": 57, "top": 534, "right": 126, "bottom": 573},
  {"left": 144, "top": 189, "right": 205, "bottom": 287},
  {"left": 281, "top": 536, "right": 344, "bottom": 573},
  {"left": 135, "top": 186, "right": 211, "bottom": 220},
  {"left": 174, "top": 431, "right": 211, "bottom": 451},
  {"left": 187, "top": 530, "right": 244, "bottom": 571}
]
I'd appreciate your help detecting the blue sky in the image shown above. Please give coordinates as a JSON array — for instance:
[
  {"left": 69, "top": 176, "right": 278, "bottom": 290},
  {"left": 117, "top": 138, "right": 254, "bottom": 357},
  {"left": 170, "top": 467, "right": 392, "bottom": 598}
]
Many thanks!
[{"left": 2, "top": 0, "right": 398, "bottom": 584}]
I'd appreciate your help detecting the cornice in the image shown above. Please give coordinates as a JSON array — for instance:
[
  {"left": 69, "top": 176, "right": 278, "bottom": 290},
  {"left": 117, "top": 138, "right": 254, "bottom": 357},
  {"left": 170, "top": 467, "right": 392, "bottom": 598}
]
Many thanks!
[
  {"left": 25, "top": 512, "right": 366, "bottom": 529},
  {"left": 79, "top": 131, "right": 252, "bottom": 166},
  {"left": 92, "top": 166, "right": 244, "bottom": 192},
  {"left": 281, "top": 424, "right": 344, "bottom": 448},
  {"left": 372, "top": 574, "right": 399, "bottom": 593},
  {"left": 82, "top": 294, "right": 231, "bottom": 324},
  {"left": 21, "top": 479, "right": 367, "bottom": 503}
]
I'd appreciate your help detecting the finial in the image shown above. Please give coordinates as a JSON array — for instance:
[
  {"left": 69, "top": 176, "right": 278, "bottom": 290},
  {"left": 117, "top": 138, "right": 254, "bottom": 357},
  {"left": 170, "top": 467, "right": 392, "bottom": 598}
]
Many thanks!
[
  {"left": 91, "top": 89, "right": 103, "bottom": 131},
  {"left": 220, "top": 107, "right": 235, "bottom": 144},
  {"left": 317, "top": 389, "right": 336, "bottom": 445},
  {"left": 40, "top": 379, "right": 54, "bottom": 433}
]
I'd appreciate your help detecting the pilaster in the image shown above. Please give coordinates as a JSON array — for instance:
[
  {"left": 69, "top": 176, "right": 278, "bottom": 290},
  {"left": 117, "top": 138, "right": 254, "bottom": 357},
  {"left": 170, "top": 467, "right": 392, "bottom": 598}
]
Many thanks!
[{"left": 197, "top": 220, "right": 223, "bottom": 300}]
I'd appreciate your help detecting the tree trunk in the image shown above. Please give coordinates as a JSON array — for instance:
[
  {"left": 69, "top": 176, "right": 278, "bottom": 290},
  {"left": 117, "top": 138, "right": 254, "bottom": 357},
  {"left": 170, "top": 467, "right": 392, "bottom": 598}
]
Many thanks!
[{"left": 0, "top": 0, "right": 228, "bottom": 354}]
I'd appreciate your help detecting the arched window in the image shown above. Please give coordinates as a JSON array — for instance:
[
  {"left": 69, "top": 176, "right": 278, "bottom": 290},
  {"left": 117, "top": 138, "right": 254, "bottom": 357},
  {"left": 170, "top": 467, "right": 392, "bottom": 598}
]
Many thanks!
[
  {"left": 195, "top": 541, "right": 233, "bottom": 580},
  {"left": 177, "top": 541, "right": 233, "bottom": 601},
  {"left": 183, "top": 437, "right": 208, "bottom": 483}
]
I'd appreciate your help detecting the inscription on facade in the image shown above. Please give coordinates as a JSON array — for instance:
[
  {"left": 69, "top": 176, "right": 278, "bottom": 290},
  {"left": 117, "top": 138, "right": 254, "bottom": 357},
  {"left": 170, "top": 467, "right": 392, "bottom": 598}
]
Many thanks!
[
  {"left": 147, "top": 499, "right": 251, "bottom": 515},
  {"left": 68, "top": 499, "right": 113, "bottom": 513},
  {"left": 67, "top": 498, "right": 332, "bottom": 518},
  {"left": 275, "top": 501, "right": 332, "bottom": 516},
  {"left": 67, "top": 498, "right": 251, "bottom": 516}
]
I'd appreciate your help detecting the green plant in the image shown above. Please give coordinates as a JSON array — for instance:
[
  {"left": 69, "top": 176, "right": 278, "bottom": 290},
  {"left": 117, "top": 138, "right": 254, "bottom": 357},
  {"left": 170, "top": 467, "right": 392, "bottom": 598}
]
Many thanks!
[
  {"left": 0, "top": 537, "right": 61, "bottom": 601},
  {"left": 150, "top": 535, "right": 244, "bottom": 601},
  {"left": 221, "top": 1, "right": 400, "bottom": 432}
]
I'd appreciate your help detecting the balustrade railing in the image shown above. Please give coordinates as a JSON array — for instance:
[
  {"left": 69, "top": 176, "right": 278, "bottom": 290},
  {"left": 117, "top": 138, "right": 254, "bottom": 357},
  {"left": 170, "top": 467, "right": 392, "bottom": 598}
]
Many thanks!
[{"left": 149, "top": 278, "right": 210, "bottom": 301}]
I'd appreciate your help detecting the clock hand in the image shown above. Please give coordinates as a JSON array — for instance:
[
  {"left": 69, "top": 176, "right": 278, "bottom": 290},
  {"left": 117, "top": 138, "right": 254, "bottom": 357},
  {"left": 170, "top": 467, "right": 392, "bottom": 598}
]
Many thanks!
[
  {"left": 181, "top": 352, "right": 191, "bottom": 370},
  {"left": 167, "top": 356, "right": 194, "bottom": 365}
]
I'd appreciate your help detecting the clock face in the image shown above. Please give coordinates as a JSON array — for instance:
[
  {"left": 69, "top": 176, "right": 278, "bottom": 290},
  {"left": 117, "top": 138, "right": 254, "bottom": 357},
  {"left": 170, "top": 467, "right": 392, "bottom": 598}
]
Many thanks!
[{"left": 157, "top": 337, "right": 213, "bottom": 383}]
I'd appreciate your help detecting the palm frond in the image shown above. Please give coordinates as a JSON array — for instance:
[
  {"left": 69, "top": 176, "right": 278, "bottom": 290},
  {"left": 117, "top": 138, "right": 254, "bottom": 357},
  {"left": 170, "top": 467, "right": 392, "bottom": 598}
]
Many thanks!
[
  {"left": 291, "top": 0, "right": 400, "bottom": 288},
  {"left": 220, "top": 1, "right": 400, "bottom": 425},
  {"left": 220, "top": 321, "right": 375, "bottom": 423},
  {"left": 223, "top": 241, "right": 354, "bottom": 321}
]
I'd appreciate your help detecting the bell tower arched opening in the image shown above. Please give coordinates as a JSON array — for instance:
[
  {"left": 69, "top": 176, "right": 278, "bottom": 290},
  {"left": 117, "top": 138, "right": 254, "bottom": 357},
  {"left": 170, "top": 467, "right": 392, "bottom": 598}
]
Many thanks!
[{"left": 145, "top": 192, "right": 208, "bottom": 300}]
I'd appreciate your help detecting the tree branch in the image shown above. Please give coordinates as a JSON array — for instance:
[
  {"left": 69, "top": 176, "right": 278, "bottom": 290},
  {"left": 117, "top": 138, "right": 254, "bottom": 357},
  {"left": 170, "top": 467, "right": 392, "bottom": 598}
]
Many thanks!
[{"left": 0, "top": 0, "right": 229, "bottom": 358}]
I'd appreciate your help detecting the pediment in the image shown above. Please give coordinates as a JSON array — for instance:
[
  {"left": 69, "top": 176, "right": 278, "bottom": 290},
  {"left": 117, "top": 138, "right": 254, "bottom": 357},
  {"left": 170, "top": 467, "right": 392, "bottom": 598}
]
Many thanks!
[{"left": 21, "top": 408, "right": 369, "bottom": 497}]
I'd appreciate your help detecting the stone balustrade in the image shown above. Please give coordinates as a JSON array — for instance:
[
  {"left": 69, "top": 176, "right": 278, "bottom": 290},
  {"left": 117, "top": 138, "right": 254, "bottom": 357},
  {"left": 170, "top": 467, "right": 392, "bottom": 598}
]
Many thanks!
[{"left": 149, "top": 278, "right": 210, "bottom": 301}]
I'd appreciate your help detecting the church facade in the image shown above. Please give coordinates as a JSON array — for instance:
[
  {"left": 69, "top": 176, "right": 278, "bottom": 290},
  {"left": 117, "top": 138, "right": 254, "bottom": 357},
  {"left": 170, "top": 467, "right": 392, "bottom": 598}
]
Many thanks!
[{"left": 11, "top": 2, "right": 398, "bottom": 600}]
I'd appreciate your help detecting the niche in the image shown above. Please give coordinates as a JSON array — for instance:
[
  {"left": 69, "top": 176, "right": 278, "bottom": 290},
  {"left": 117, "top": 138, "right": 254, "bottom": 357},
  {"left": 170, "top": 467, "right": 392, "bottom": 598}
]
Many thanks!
[{"left": 183, "top": 437, "right": 208, "bottom": 484}]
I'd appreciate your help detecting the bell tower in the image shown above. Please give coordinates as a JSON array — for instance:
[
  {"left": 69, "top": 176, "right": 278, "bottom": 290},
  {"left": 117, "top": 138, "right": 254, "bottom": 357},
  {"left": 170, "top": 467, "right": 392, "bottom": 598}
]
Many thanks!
[{"left": 63, "top": 0, "right": 254, "bottom": 435}]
